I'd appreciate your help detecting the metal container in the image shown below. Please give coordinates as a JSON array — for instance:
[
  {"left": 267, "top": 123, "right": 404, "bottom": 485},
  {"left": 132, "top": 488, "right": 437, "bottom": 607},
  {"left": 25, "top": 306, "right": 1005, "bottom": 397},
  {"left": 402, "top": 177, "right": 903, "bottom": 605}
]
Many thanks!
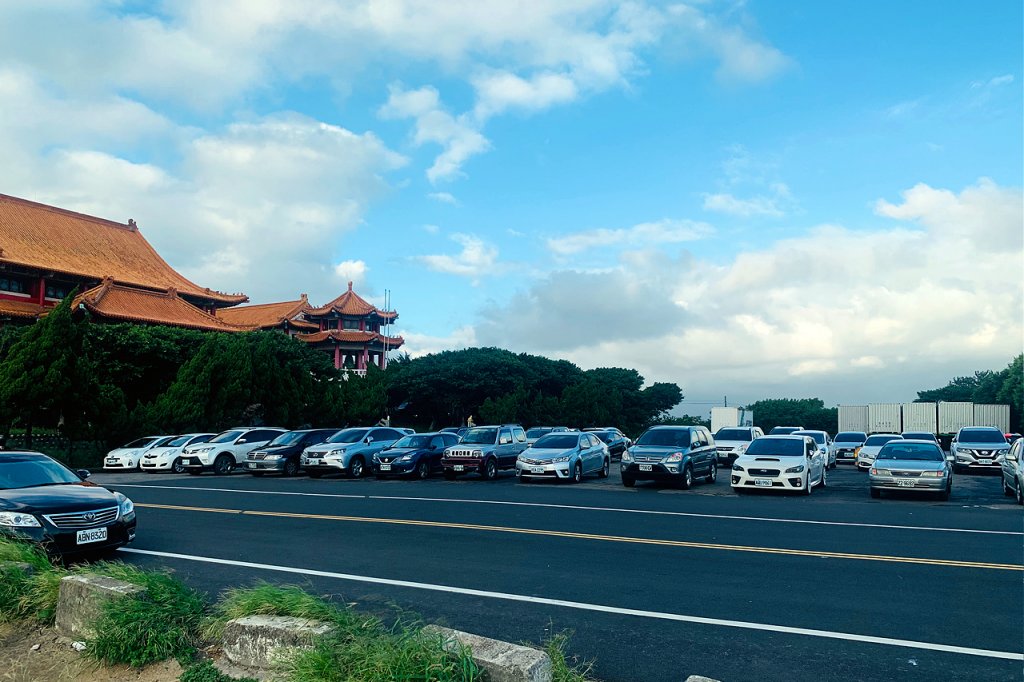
[
  {"left": 901, "top": 402, "right": 938, "bottom": 434},
  {"left": 867, "top": 403, "right": 901, "bottom": 434},
  {"left": 838, "top": 405, "right": 869, "bottom": 433},
  {"left": 938, "top": 402, "right": 974, "bottom": 434},
  {"left": 973, "top": 404, "right": 1011, "bottom": 432},
  {"left": 711, "top": 407, "right": 739, "bottom": 434}
]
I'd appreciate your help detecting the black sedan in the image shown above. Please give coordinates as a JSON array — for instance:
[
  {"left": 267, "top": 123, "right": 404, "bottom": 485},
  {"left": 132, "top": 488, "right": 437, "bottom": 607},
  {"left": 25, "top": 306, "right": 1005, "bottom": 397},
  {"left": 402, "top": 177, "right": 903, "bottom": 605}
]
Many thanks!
[
  {"left": 0, "top": 451, "right": 136, "bottom": 556},
  {"left": 586, "top": 429, "right": 631, "bottom": 459},
  {"left": 372, "top": 432, "right": 460, "bottom": 479}
]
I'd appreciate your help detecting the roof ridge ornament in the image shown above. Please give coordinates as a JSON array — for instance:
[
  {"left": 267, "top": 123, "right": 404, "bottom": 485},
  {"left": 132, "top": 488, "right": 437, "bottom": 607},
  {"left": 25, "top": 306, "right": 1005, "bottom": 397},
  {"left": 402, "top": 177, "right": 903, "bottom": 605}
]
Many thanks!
[{"left": 127, "top": 218, "right": 137, "bottom": 231}]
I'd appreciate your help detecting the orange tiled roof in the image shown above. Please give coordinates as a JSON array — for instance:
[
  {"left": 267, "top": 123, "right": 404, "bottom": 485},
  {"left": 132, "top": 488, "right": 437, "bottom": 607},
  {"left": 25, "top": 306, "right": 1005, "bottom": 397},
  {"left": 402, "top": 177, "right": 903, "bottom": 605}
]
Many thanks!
[
  {"left": 306, "top": 281, "right": 397, "bottom": 320},
  {"left": 0, "top": 193, "right": 248, "bottom": 306},
  {"left": 216, "top": 295, "right": 317, "bottom": 330},
  {"left": 73, "top": 278, "right": 249, "bottom": 332},
  {"left": 296, "top": 329, "right": 404, "bottom": 348},
  {"left": 0, "top": 298, "right": 45, "bottom": 319}
]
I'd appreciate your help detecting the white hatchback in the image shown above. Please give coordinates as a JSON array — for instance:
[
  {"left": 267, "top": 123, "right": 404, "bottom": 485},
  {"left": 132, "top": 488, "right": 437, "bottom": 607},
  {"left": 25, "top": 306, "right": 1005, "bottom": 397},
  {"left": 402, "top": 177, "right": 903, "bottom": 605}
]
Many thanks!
[
  {"left": 104, "top": 436, "right": 173, "bottom": 471},
  {"left": 140, "top": 433, "right": 216, "bottom": 473},
  {"left": 731, "top": 435, "right": 827, "bottom": 495}
]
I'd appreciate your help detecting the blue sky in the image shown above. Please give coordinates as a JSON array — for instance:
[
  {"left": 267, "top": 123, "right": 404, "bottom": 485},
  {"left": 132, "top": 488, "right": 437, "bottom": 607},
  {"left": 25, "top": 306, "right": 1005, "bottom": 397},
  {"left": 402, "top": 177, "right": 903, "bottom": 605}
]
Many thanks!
[{"left": 1, "top": 1, "right": 1020, "bottom": 413}]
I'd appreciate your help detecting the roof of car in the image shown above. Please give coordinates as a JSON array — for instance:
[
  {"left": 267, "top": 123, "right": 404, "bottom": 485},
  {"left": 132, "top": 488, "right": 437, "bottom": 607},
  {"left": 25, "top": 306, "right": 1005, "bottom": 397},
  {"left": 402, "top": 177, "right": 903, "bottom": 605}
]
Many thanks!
[
  {"left": 0, "top": 451, "right": 50, "bottom": 461},
  {"left": 759, "top": 434, "right": 811, "bottom": 440}
]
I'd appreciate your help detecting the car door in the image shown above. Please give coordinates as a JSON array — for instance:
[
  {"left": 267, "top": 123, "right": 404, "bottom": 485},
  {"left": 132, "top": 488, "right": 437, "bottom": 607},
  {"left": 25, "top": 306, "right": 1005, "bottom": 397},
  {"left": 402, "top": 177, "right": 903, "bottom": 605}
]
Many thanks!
[
  {"left": 702, "top": 429, "right": 715, "bottom": 471},
  {"left": 579, "top": 434, "right": 595, "bottom": 473},
  {"left": 807, "top": 438, "right": 823, "bottom": 482},
  {"left": 428, "top": 435, "right": 447, "bottom": 470},
  {"left": 686, "top": 429, "right": 703, "bottom": 473},
  {"left": 496, "top": 428, "right": 514, "bottom": 467},
  {"left": 1005, "top": 440, "right": 1021, "bottom": 491}
]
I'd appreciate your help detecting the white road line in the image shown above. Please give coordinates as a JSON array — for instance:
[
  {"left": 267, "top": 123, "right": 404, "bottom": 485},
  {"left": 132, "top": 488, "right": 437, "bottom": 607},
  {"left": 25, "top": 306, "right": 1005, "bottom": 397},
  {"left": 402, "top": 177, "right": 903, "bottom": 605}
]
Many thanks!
[
  {"left": 120, "top": 547, "right": 1023, "bottom": 662},
  {"left": 112, "top": 483, "right": 1023, "bottom": 536}
]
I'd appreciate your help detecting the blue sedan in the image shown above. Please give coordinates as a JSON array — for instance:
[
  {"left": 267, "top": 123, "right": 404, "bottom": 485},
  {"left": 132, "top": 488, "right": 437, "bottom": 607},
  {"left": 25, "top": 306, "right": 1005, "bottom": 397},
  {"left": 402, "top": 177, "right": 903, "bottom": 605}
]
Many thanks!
[{"left": 372, "top": 432, "right": 460, "bottom": 479}]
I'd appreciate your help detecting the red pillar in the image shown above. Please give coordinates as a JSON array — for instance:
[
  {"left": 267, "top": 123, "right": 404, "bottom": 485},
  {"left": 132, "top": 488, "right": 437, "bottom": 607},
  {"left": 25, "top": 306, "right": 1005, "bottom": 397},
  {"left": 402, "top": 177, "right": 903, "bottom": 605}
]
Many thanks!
[
  {"left": 36, "top": 277, "right": 45, "bottom": 305},
  {"left": 334, "top": 346, "right": 341, "bottom": 369}
]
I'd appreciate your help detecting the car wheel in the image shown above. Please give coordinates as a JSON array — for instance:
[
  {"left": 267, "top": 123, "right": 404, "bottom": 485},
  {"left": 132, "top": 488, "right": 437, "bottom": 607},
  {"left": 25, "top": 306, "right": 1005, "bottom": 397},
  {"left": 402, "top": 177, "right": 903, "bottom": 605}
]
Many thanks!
[
  {"left": 308, "top": 471, "right": 323, "bottom": 479},
  {"left": 819, "top": 467, "right": 827, "bottom": 488},
  {"left": 1016, "top": 481, "right": 1023, "bottom": 506},
  {"left": 1003, "top": 478, "right": 1015, "bottom": 497},
  {"left": 416, "top": 460, "right": 430, "bottom": 480},
  {"left": 706, "top": 461, "right": 717, "bottom": 484},
  {"left": 571, "top": 461, "right": 582, "bottom": 484},
  {"left": 801, "top": 475, "right": 812, "bottom": 496},
  {"left": 213, "top": 454, "right": 233, "bottom": 475},
  {"left": 349, "top": 457, "right": 366, "bottom": 479},
  {"left": 483, "top": 459, "right": 498, "bottom": 481},
  {"left": 622, "top": 475, "right": 635, "bottom": 488},
  {"left": 870, "top": 488, "right": 880, "bottom": 498},
  {"left": 171, "top": 458, "right": 186, "bottom": 474},
  {"left": 679, "top": 465, "right": 693, "bottom": 490},
  {"left": 283, "top": 459, "right": 299, "bottom": 477},
  {"left": 598, "top": 458, "right": 610, "bottom": 478}
]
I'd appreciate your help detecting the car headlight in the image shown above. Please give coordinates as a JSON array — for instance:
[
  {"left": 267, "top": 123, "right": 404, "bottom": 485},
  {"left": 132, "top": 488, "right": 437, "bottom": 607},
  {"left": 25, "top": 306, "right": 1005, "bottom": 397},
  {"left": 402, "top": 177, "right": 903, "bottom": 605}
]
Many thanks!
[
  {"left": 785, "top": 465, "right": 805, "bottom": 473},
  {"left": 664, "top": 452, "right": 684, "bottom": 463},
  {"left": 732, "top": 464, "right": 744, "bottom": 472},
  {"left": 265, "top": 454, "right": 281, "bottom": 460},
  {"left": 735, "top": 444, "right": 748, "bottom": 454},
  {"left": 0, "top": 512, "right": 41, "bottom": 528},
  {"left": 330, "top": 449, "right": 346, "bottom": 456},
  {"left": 552, "top": 456, "right": 572, "bottom": 463},
  {"left": 472, "top": 449, "right": 483, "bottom": 457},
  {"left": 621, "top": 450, "right": 633, "bottom": 462},
  {"left": 397, "top": 454, "right": 414, "bottom": 462}
]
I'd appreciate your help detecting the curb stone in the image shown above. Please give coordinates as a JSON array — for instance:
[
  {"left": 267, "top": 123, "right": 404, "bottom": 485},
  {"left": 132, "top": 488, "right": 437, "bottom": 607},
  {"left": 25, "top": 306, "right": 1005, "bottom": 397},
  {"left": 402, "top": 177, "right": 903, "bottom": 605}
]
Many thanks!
[
  {"left": 54, "top": 574, "right": 144, "bottom": 640},
  {"left": 424, "top": 624, "right": 552, "bottom": 682}
]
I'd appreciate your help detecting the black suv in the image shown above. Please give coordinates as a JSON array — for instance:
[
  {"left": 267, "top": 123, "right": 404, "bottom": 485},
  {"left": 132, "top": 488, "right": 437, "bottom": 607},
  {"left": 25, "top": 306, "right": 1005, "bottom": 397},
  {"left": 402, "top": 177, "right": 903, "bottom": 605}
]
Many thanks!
[{"left": 244, "top": 429, "right": 339, "bottom": 477}]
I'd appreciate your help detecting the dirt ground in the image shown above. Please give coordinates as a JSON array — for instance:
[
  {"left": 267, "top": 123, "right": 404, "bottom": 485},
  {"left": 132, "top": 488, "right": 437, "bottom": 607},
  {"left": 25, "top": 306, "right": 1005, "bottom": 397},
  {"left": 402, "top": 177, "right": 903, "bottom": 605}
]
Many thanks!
[{"left": 0, "top": 624, "right": 184, "bottom": 682}]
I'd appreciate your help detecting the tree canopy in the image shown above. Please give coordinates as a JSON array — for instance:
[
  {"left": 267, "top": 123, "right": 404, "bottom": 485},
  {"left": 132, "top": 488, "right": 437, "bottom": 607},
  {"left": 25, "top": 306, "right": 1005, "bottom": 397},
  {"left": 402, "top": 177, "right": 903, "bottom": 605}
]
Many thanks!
[{"left": 917, "top": 354, "right": 1023, "bottom": 432}]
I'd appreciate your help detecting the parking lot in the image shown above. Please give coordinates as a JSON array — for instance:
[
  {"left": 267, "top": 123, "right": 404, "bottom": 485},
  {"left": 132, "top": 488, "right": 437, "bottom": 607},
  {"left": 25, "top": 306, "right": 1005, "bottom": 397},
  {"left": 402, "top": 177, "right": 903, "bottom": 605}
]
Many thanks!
[{"left": 92, "top": 461, "right": 1023, "bottom": 682}]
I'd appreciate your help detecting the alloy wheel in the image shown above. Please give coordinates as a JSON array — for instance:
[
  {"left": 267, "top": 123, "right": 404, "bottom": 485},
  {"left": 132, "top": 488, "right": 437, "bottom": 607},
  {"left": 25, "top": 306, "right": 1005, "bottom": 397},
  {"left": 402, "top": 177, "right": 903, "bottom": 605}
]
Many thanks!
[
  {"left": 171, "top": 458, "right": 186, "bottom": 474},
  {"left": 417, "top": 460, "right": 429, "bottom": 480},
  {"left": 572, "top": 462, "right": 582, "bottom": 483},
  {"left": 350, "top": 458, "right": 364, "bottom": 478}
]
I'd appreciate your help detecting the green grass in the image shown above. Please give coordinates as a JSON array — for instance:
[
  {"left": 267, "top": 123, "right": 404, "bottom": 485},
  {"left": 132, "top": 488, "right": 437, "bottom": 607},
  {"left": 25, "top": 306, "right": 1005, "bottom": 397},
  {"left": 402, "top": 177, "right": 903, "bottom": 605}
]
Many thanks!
[
  {"left": 83, "top": 562, "right": 207, "bottom": 668},
  {"left": 178, "top": 659, "right": 258, "bottom": 682},
  {"left": 544, "top": 631, "right": 597, "bottom": 682},
  {"left": 204, "top": 583, "right": 365, "bottom": 640},
  {"left": 0, "top": 536, "right": 68, "bottom": 624}
]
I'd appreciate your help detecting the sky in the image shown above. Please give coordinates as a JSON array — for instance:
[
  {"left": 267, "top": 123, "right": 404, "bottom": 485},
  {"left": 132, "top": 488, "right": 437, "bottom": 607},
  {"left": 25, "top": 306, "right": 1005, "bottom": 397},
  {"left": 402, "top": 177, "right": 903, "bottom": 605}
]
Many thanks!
[{"left": 1, "top": 1, "right": 1021, "bottom": 415}]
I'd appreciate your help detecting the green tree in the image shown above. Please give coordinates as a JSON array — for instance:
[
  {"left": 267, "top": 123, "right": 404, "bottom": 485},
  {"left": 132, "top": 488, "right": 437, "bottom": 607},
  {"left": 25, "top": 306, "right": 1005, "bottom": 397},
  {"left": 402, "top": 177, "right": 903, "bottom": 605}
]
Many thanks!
[{"left": 745, "top": 398, "right": 838, "bottom": 434}]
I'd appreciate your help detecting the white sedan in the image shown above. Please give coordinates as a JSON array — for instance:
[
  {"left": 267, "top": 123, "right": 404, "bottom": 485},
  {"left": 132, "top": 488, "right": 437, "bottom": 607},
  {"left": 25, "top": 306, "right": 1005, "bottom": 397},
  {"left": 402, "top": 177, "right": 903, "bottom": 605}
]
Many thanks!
[
  {"left": 140, "top": 433, "right": 216, "bottom": 473},
  {"left": 731, "top": 435, "right": 827, "bottom": 495}
]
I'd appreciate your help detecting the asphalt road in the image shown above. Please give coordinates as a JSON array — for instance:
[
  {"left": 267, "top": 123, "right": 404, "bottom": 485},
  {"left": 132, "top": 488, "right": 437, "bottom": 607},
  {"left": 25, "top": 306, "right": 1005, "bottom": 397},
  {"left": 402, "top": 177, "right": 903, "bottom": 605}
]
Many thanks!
[{"left": 92, "top": 464, "right": 1023, "bottom": 682}]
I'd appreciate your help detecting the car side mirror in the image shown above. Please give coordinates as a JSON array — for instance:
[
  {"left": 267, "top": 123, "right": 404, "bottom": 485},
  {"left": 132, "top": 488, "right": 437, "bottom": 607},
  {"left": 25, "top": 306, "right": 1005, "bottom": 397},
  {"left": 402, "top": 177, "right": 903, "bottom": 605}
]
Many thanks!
[
  {"left": 365, "top": 437, "right": 374, "bottom": 444},
  {"left": 76, "top": 469, "right": 91, "bottom": 480}
]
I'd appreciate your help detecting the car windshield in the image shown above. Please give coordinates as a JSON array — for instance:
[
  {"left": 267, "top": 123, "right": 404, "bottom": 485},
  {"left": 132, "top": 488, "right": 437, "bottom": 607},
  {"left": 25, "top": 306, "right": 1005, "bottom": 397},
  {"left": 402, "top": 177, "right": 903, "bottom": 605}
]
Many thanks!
[
  {"left": 123, "top": 437, "right": 158, "bottom": 449},
  {"left": 327, "top": 428, "right": 369, "bottom": 444},
  {"left": 209, "top": 430, "right": 244, "bottom": 444},
  {"left": 835, "top": 432, "right": 866, "bottom": 442},
  {"left": 744, "top": 438, "right": 805, "bottom": 457},
  {"left": 462, "top": 428, "right": 498, "bottom": 444},
  {"left": 636, "top": 429, "right": 691, "bottom": 447},
  {"left": 165, "top": 435, "right": 192, "bottom": 447},
  {"left": 865, "top": 435, "right": 901, "bottom": 446},
  {"left": 793, "top": 431, "right": 826, "bottom": 444},
  {"left": 526, "top": 428, "right": 553, "bottom": 439},
  {"left": 0, "top": 457, "right": 82, "bottom": 490},
  {"left": 268, "top": 431, "right": 307, "bottom": 446},
  {"left": 533, "top": 434, "right": 580, "bottom": 449},
  {"left": 877, "top": 444, "right": 944, "bottom": 462},
  {"left": 959, "top": 429, "right": 1007, "bottom": 443},
  {"left": 715, "top": 428, "right": 753, "bottom": 441},
  {"left": 902, "top": 432, "right": 937, "bottom": 441},
  {"left": 391, "top": 435, "right": 433, "bottom": 449}
]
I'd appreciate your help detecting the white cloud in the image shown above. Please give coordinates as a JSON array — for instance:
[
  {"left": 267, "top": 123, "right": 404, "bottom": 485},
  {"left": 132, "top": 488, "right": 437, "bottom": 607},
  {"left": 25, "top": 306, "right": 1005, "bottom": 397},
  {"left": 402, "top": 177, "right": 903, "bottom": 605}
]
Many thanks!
[
  {"left": 971, "top": 74, "right": 1014, "bottom": 89},
  {"left": 334, "top": 259, "right": 369, "bottom": 288},
  {"left": 428, "top": 192, "right": 459, "bottom": 205},
  {"left": 416, "top": 233, "right": 501, "bottom": 282},
  {"left": 703, "top": 183, "right": 792, "bottom": 217},
  {"left": 472, "top": 70, "right": 579, "bottom": 120},
  {"left": 423, "top": 224, "right": 441, "bottom": 234},
  {"left": 402, "top": 325, "right": 478, "bottom": 358},
  {"left": 547, "top": 218, "right": 713, "bottom": 256}
]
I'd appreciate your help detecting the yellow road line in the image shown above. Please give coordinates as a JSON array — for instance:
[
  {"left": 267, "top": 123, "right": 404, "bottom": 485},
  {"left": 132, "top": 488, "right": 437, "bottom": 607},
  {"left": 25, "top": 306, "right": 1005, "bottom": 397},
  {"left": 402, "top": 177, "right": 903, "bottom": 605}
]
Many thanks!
[{"left": 136, "top": 503, "right": 1023, "bottom": 571}]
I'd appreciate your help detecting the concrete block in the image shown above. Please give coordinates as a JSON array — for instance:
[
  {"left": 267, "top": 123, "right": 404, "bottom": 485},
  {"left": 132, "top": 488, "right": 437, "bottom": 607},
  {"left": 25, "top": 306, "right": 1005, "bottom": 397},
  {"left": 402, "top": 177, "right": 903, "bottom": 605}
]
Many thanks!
[
  {"left": 685, "top": 676, "right": 722, "bottom": 682},
  {"left": 55, "top": 574, "right": 144, "bottom": 639},
  {"left": 221, "top": 615, "right": 334, "bottom": 671},
  {"left": 424, "top": 624, "right": 552, "bottom": 682}
]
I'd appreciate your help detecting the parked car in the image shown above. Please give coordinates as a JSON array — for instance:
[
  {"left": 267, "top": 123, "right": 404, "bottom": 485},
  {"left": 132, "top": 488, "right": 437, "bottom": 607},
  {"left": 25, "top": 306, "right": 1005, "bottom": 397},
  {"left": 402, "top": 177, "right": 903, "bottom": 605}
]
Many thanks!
[
  {"left": 586, "top": 429, "right": 631, "bottom": 459},
  {"left": 833, "top": 431, "right": 867, "bottom": 465},
  {"left": 869, "top": 440, "right": 951, "bottom": 500},
  {"left": 769, "top": 426, "right": 804, "bottom": 435},
  {"left": 516, "top": 432, "right": 609, "bottom": 483},
  {"left": 856, "top": 434, "right": 902, "bottom": 471},
  {"left": 244, "top": 429, "right": 339, "bottom": 477},
  {"left": 731, "top": 435, "right": 826, "bottom": 495},
  {"left": 1005, "top": 433, "right": 1022, "bottom": 445},
  {"left": 181, "top": 427, "right": 287, "bottom": 475},
  {"left": 524, "top": 426, "right": 570, "bottom": 445},
  {"left": 1001, "top": 438, "right": 1024, "bottom": 505},
  {"left": 440, "top": 425, "right": 529, "bottom": 481},
  {"left": 440, "top": 427, "right": 469, "bottom": 440},
  {"left": 793, "top": 430, "right": 835, "bottom": 469},
  {"left": 140, "top": 433, "right": 215, "bottom": 474},
  {"left": 950, "top": 427, "right": 1010, "bottom": 473},
  {"left": 620, "top": 426, "right": 717, "bottom": 489},
  {"left": 0, "top": 451, "right": 136, "bottom": 556},
  {"left": 901, "top": 431, "right": 940, "bottom": 445},
  {"left": 372, "top": 432, "right": 460, "bottom": 479},
  {"left": 104, "top": 436, "right": 174, "bottom": 471},
  {"left": 713, "top": 426, "right": 764, "bottom": 466},
  {"left": 301, "top": 427, "right": 406, "bottom": 478}
]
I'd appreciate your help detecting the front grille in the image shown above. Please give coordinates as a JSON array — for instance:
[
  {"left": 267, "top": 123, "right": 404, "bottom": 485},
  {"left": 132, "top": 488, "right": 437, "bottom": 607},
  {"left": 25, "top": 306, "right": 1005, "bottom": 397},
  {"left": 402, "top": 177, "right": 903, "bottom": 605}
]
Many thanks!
[
  {"left": 716, "top": 447, "right": 734, "bottom": 453},
  {"left": 636, "top": 454, "right": 665, "bottom": 462},
  {"left": 521, "top": 458, "right": 548, "bottom": 465},
  {"left": 890, "top": 471, "right": 921, "bottom": 477},
  {"left": 44, "top": 507, "right": 119, "bottom": 529},
  {"left": 748, "top": 468, "right": 780, "bottom": 477},
  {"left": 250, "top": 453, "right": 267, "bottom": 460},
  {"left": 447, "top": 449, "right": 481, "bottom": 458}
]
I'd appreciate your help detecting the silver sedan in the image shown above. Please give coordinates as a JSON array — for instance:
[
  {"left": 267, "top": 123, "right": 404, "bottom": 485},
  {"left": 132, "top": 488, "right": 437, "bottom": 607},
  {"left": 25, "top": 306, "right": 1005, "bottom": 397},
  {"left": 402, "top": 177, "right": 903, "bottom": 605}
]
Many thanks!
[
  {"left": 869, "top": 440, "right": 952, "bottom": 500},
  {"left": 516, "top": 432, "right": 609, "bottom": 483}
]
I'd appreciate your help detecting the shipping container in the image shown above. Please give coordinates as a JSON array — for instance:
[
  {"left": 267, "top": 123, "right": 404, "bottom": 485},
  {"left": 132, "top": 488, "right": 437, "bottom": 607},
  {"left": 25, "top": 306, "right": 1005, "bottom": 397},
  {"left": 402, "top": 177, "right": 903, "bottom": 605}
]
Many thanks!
[
  {"left": 867, "top": 403, "right": 901, "bottom": 434},
  {"left": 737, "top": 408, "right": 754, "bottom": 428},
  {"left": 711, "top": 407, "right": 739, "bottom": 434},
  {"left": 901, "top": 402, "right": 938, "bottom": 434},
  {"left": 938, "top": 402, "right": 973, "bottom": 434},
  {"left": 973, "top": 404, "right": 1011, "bottom": 433},
  {"left": 838, "top": 405, "right": 869, "bottom": 433}
]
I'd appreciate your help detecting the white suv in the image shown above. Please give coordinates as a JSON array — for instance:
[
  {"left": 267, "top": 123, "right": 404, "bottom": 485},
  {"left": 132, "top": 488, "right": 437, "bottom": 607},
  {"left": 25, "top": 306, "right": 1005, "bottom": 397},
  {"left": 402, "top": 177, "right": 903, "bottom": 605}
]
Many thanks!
[{"left": 181, "top": 427, "right": 287, "bottom": 475}]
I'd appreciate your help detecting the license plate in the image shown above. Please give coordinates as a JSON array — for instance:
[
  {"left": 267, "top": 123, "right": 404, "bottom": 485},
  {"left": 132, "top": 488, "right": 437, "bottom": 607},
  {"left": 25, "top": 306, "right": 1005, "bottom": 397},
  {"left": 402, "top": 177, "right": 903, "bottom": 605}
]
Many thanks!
[
  {"left": 247, "top": 462, "right": 256, "bottom": 469},
  {"left": 105, "top": 459, "right": 117, "bottom": 464},
  {"left": 76, "top": 527, "right": 108, "bottom": 545},
  {"left": 638, "top": 464, "right": 653, "bottom": 472},
  {"left": 306, "top": 459, "right": 320, "bottom": 466},
  {"left": 754, "top": 478, "right": 772, "bottom": 487},
  {"left": 454, "top": 465, "right": 465, "bottom": 472},
  {"left": 896, "top": 479, "right": 916, "bottom": 487},
  {"left": 380, "top": 464, "right": 392, "bottom": 471},
  {"left": 530, "top": 467, "right": 545, "bottom": 474}
]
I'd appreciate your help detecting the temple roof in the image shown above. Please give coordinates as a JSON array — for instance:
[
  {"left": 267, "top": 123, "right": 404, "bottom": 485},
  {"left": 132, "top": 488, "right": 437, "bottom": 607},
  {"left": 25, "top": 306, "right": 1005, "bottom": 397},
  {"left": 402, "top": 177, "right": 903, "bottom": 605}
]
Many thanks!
[
  {"left": 216, "top": 295, "right": 317, "bottom": 330},
  {"left": 73, "top": 278, "right": 247, "bottom": 332},
  {"left": 0, "top": 298, "right": 46, "bottom": 320},
  {"left": 0, "top": 193, "right": 248, "bottom": 306},
  {"left": 306, "top": 281, "right": 397, "bottom": 320},
  {"left": 296, "top": 329, "right": 404, "bottom": 348}
]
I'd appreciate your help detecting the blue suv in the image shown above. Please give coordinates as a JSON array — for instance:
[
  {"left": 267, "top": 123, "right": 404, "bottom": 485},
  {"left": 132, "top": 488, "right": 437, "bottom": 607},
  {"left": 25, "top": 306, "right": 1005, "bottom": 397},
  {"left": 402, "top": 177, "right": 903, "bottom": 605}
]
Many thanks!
[{"left": 620, "top": 425, "right": 718, "bottom": 489}]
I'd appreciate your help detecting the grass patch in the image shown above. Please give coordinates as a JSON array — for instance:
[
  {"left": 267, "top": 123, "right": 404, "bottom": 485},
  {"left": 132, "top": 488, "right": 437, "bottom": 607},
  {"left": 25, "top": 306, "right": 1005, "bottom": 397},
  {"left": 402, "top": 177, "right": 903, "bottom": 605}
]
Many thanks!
[
  {"left": 178, "top": 659, "right": 258, "bottom": 682},
  {"left": 545, "top": 631, "right": 596, "bottom": 682},
  {"left": 83, "top": 563, "right": 206, "bottom": 668},
  {"left": 204, "top": 583, "right": 364, "bottom": 640},
  {"left": 0, "top": 536, "right": 67, "bottom": 624}
]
